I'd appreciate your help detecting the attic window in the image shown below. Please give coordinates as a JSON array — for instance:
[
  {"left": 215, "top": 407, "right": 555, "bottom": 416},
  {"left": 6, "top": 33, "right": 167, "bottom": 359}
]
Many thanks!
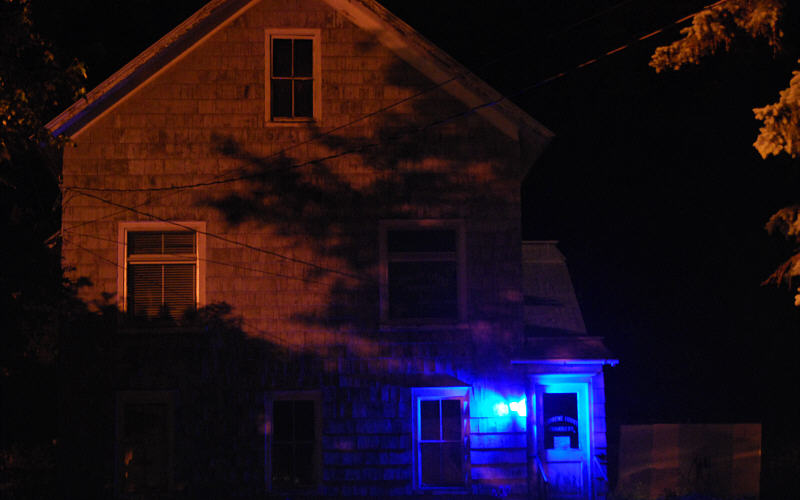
[{"left": 266, "top": 30, "right": 321, "bottom": 122}]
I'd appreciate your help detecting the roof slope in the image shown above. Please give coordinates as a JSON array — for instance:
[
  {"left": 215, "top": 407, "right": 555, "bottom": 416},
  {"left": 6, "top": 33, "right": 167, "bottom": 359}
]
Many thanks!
[
  {"left": 46, "top": 0, "right": 552, "bottom": 150},
  {"left": 522, "top": 241, "right": 587, "bottom": 337},
  {"left": 519, "top": 241, "right": 617, "bottom": 363}
]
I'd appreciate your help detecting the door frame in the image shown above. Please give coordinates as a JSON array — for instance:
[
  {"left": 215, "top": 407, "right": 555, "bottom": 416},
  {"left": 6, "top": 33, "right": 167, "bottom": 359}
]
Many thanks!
[{"left": 530, "top": 374, "right": 595, "bottom": 500}]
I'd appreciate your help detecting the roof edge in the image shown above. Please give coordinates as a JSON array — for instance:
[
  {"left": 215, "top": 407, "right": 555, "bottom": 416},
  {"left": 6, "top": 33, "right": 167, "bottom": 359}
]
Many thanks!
[
  {"left": 326, "top": 0, "right": 553, "bottom": 142},
  {"left": 45, "top": 0, "right": 256, "bottom": 136},
  {"left": 47, "top": 0, "right": 553, "bottom": 145}
]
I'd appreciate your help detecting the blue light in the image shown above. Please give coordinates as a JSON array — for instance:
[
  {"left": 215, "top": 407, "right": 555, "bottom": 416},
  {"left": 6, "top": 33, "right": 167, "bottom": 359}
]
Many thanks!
[
  {"left": 493, "top": 402, "right": 509, "bottom": 416},
  {"left": 509, "top": 398, "right": 527, "bottom": 417}
]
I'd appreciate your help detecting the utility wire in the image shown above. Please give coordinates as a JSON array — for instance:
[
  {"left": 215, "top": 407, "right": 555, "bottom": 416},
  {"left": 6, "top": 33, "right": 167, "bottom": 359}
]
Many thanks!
[
  {"left": 65, "top": 187, "right": 368, "bottom": 282},
  {"left": 61, "top": 234, "right": 123, "bottom": 269},
  {"left": 61, "top": 233, "right": 293, "bottom": 346},
  {"left": 57, "top": 0, "right": 647, "bottom": 231},
  {"left": 62, "top": 228, "right": 330, "bottom": 286},
  {"left": 59, "top": 0, "right": 731, "bottom": 281},
  {"left": 62, "top": 0, "right": 730, "bottom": 194}
]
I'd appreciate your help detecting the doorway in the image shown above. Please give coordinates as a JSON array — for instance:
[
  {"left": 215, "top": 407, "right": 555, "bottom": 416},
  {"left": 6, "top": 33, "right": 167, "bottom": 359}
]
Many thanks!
[{"left": 535, "top": 382, "right": 591, "bottom": 500}]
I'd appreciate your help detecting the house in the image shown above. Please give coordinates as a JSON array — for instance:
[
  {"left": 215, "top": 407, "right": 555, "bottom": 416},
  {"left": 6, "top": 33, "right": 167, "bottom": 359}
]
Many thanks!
[{"left": 49, "top": 1, "right": 616, "bottom": 499}]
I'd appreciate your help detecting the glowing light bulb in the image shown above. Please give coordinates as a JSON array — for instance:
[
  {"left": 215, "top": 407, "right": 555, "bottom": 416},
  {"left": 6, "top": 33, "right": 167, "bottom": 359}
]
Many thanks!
[
  {"left": 509, "top": 398, "right": 527, "bottom": 416},
  {"left": 494, "top": 402, "right": 509, "bottom": 416}
]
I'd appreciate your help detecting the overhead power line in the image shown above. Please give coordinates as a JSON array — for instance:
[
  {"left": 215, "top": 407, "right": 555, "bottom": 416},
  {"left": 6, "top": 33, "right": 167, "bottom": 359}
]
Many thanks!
[
  {"left": 62, "top": 0, "right": 730, "bottom": 194},
  {"left": 62, "top": 228, "right": 330, "bottom": 286},
  {"left": 58, "top": 0, "right": 664, "bottom": 231},
  {"left": 65, "top": 187, "right": 369, "bottom": 283},
  {"left": 58, "top": 0, "right": 732, "bottom": 281}
]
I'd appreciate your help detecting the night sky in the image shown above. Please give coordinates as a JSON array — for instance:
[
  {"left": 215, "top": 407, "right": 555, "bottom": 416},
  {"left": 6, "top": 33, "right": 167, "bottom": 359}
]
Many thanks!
[{"left": 33, "top": 0, "right": 800, "bottom": 469}]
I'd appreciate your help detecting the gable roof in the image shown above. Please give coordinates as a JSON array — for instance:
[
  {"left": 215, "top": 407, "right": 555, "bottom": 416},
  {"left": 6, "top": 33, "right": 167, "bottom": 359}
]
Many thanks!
[{"left": 46, "top": 0, "right": 552, "bottom": 149}]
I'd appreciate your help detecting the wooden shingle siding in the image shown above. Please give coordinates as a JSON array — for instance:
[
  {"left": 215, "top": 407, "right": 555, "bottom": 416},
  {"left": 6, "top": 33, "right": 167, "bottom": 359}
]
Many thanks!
[{"left": 54, "top": 1, "right": 577, "bottom": 498}]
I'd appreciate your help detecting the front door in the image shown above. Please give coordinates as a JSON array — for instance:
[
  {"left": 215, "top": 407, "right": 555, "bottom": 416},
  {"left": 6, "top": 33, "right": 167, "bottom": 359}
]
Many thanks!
[{"left": 536, "top": 383, "right": 591, "bottom": 500}]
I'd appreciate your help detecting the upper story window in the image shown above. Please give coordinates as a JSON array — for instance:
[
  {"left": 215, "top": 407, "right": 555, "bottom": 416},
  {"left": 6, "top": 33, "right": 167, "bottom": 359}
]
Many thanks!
[
  {"left": 379, "top": 220, "right": 466, "bottom": 323},
  {"left": 266, "top": 29, "right": 321, "bottom": 122},
  {"left": 118, "top": 222, "right": 206, "bottom": 325}
]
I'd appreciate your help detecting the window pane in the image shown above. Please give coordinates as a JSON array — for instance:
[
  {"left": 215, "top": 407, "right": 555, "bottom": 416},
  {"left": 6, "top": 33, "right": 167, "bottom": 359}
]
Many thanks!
[
  {"left": 293, "top": 39, "right": 313, "bottom": 77},
  {"left": 387, "top": 229, "right": 456, "bottom": 253},
  {"left": 128, "top": 232, "right": 163, "bottom": 255},
  {"left": 441, "top": 399, "right": 461, "bottom": 441},
  {"left": 120, "top": 403, "right": 169, "bottom": 493},
  {"left": 163, "top": 232, "right": 195, "bottom": 254},
  {"left": 388, "top": 261, "right": 458, "bottom": 319},
  {"left": 273, "top": 401, "right": 294, "bottom": 440},
  {"left": 440, "top": 442, "right": 463, "bottom": 485},
  {"left": 294, "top": 443, "right": 315, "bottom": 485},
  {"left": 421, "top": 442, "right": 463, "bottom": 487},
  {"left": 272, "top": 38, "right": 292, "bottom": 77},
  {"left": 271, "top": 443, "right": 293, "bottom": 485},
  {"left": 271, "top": 79, "right": 292, "bottom": 117},
  {"left": 420, "top": 400, "right": 440, "bottom": 440},
  {"left": 544, "top": 393, "right": 579, "bottom": 449},
  {"left": 128, "top": 264, "right": 162, "bottom": 319},
  {"left": 163, "top": 264, "right": 195, "bottom": 319},
  {"left": 420, "top": 443, "right": 442, "bottom": 486},
  {"left": 293, "top": 79, "right": 313, "bottom": 117},
  {"left": 293, "top": 400, "right": 315, "bottom": 440}
]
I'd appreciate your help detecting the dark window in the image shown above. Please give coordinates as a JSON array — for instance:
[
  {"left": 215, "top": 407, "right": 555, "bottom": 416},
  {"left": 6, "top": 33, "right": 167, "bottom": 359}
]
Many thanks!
[
  {"left": 544, "top": 393, "right": 579, "bottom": 449},
  {"left": 117, "top": 397, "right": 172, "bottom": 494},
  {"left": 385, "top": 228, "right": 460, "bottom": 321},
  {"left": 271, "top": 399, "right": 318, "bottom": 489},
  {"left": 418, "top": 398, "right": 466, "bottom": 487},
  {"left": 271, "top": 37, "right": 314, "bottom": 119},
  {"left": 126, "top": 231, "right": 196, "bottom": 322}
]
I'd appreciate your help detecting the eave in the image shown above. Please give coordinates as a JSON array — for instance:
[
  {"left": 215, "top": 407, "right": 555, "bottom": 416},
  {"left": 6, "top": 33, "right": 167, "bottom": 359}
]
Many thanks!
[{"left": 46, "top": 0, "right": 552, "bottom": 157}]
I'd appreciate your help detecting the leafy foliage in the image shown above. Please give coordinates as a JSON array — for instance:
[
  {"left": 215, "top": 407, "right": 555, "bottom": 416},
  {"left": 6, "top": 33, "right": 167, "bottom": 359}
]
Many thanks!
[
  {"left": 753, "top": 63, "right": 800, "bottom": 158},
  {"left": 1, "top": 0, "right": 86, "bottom": 368},
  {"left": 650, "top": 0, "right": 800, "bottom": 295},
  {"left": 0, "top": 0, "right": 86, "bottom": 164},
  {"left": 1, "top": 1, "right": 87, "bottom": 497},
  {"left": 763, "top": 206, "right": 800, "bottom": 286},
  {"left": 649, "top": 0, "right": 798, "bottom": 162},
  {"left": 649, "top": 0, "right": 783, "bottom": 73}
]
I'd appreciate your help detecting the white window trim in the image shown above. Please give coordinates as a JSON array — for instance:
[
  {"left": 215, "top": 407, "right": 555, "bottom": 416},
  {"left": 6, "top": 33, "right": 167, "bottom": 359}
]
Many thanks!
[
  {"left": 114, "top": 390, "right": 175, "bottom": 496},
  {"left": 117, "top": 221, "right": 206, "bottom": 317},
  {"left": 264, "top": 390, "right": 323, "bottom": 492},
  {"left": 411, "top": 386, "right": 470, "bottom": 491},
  {"left": 379, "top": 219, "right": 467, "bottom": 325},
  {"left": 264, "top": 28, "right": 322, "bottom": 124}
]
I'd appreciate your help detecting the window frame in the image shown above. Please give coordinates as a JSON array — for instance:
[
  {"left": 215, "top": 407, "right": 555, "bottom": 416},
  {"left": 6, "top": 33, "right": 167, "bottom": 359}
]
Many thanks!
[
  {"left": 117, "top": 221, "right": 206, "bottom": 322},
  {"left": 265, "top": 29, "right": 322, "bottom": 123},
  {"left": 379, "top": 220, "right": 467, "bottom": 325},
  {"left": 411, "top": 386, "right": 470, "bottom": 491},
  {"left": 264, "top": 391, "right": 323, "bottom": 493},
  {"left": 114, "top": 390, "right": 175, "bottom": 497}
]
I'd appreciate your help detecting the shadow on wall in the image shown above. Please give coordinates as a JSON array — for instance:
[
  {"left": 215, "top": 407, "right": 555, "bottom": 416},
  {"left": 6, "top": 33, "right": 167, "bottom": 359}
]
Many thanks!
[
  {"left": 58, "top": 55, "right": 530, "bottom": 497},
  {"left": 189, "top": 57, "right": 523, "bottom": 363}
]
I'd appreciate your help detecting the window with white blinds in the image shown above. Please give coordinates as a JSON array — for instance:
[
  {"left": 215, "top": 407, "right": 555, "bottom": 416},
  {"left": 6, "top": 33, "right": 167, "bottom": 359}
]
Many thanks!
[{"left": 126, "top": 231, "right": 197, "bottom": 321}]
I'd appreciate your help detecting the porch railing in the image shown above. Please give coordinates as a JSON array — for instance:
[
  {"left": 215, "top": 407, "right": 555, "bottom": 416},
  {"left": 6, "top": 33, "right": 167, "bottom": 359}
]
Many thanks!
[
  {"left": 535, "top": 456, "right": 549, "bottom": 500},
  {"left": 593, "top": 454, "right": 609, "bottom": 499}
]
